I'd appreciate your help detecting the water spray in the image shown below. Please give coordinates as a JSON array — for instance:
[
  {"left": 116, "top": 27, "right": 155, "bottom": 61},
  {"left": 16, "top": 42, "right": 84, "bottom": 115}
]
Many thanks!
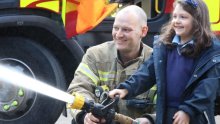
[
  {"left": 0, "top": 64, "right": 74, "bottom": 104},
  {"left": 0, "top": 64, "right": 138, "bottom": 124}
]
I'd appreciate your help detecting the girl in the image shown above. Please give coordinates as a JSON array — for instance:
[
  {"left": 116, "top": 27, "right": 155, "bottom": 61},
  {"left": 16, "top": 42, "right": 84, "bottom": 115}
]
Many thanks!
[{"left": 109, "top": 0, "right": 220, "bottom": 123}]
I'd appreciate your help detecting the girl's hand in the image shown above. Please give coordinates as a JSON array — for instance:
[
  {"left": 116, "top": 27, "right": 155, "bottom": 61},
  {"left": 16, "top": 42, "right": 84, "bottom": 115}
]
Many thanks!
[
  {"left": 173, "top": 110, "right": 190, "bottom": 124},
  {"left": 108, "top": 89, "right": 128, "bottom": 99}
]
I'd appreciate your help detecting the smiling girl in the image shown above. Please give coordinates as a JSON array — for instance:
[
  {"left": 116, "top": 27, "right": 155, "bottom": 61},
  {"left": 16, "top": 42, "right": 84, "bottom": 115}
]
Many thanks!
[{"left": 109, "top": 0, "right": 220, "bottom": 123}]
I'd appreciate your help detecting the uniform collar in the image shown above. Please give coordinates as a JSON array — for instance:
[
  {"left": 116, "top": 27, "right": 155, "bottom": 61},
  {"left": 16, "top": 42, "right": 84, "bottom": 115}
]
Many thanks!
[
  {"left": 115, "top": 42, "right": 144, "bottom": 67},
  {"left": 172, "top": 35, "right": 194, "bottom": 46},
  {"left": 172, "top": 35, "right": 195, "bottom": 55}
]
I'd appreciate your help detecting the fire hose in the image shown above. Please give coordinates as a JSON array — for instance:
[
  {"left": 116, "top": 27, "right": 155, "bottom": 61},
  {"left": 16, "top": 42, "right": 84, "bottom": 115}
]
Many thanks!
[
  {"left": 0, "top": 65, "right": 137, "bottom": 124},
  {"left": 69, "top": 92, "right": 138, "bottom": 124}
]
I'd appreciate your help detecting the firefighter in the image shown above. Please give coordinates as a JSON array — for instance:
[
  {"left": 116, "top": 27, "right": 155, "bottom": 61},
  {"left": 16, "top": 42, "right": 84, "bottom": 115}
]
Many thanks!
[{"left": 68, "top": 5, "right": 153, "bottom": 124}]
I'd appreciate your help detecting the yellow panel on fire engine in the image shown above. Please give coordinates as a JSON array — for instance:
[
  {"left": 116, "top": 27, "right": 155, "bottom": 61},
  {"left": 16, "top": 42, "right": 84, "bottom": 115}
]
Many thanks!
[
  {"left": 20, "top": 0, "right": 37, "bottom": 7},
  {"left": 37, "top": 1, "right": 59, "bottom": 13},
  {"left": 204, "top": 0, "right": 219, "bottom": 23},
  {"left": 20, "top": 0, "right": 60, "bottom": 13},
  {"left": 204, "top": 0, "right": 220, "bottom": 31}
]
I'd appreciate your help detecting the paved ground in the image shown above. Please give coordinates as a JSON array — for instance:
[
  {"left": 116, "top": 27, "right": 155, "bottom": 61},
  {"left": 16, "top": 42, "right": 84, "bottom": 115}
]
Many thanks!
[
  {"left": 55, "top": 111, "right": 220, "bottom": 124},
  {"left": 55, "top": 109, "right": 72, "bottom": 124},
  {"left": 216, "top": 115, "right": 220, "bottom": 123}
]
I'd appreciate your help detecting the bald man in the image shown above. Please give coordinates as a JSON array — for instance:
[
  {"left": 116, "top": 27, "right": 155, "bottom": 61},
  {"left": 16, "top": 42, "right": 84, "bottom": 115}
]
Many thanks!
[{"left": 68, "top": 5, "right": 153, "bottom": 124}]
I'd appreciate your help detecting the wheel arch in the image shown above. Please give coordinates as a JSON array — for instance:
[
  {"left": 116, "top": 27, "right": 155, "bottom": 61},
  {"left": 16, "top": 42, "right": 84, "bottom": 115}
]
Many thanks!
[{"left": 0, "top": 14, "right": 84, "bottom": 88}]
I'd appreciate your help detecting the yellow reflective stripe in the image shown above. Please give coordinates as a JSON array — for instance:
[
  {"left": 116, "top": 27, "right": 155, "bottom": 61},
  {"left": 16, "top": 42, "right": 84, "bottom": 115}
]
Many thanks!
[
  {"left": 98, "top": 70, "right": 115, "bottom": 82},
  {"left": 150, "top": 85, "right": 157, "bottom": 104},
  {"left": 78, "top": 63, "right": 99, "bottom": 85},
  {"left": 61, "top": 0, "right": 66, "bottom": 26},
  {"left": 153, "top": 94, "right": 157, "bottom": 104},
  {"left": 150, "top": 85, "right": 157, "bottom": 90}
]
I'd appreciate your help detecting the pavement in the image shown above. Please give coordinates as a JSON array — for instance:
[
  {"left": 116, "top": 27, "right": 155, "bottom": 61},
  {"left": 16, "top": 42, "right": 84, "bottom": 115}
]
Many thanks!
[
  {"left": 55, "top": 109, "right": 72, "bottom": 124},
  {"left": 216, "top": 115, "right": 220, "bottom": 123}
]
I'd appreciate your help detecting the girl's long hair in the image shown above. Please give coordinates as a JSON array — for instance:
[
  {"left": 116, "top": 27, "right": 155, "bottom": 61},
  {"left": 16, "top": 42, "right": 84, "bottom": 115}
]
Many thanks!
[{"left": 159, "top": 0, "right": 214, "bottom": 58}]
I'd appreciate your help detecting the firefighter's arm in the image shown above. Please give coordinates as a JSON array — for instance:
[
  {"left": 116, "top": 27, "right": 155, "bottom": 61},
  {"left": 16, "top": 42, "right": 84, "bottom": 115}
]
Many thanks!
[{"left": 67, "top": 48, "right": 100, "bottom": 123}]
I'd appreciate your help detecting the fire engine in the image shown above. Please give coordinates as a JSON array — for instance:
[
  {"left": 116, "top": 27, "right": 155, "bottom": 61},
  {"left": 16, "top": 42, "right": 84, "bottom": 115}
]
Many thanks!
[{"left": 0, "top": 0, "right": 219, "bottom": 124}]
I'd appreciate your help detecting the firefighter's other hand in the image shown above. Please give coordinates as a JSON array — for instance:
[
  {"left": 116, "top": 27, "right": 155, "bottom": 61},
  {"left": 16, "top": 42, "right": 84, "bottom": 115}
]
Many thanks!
[
  {"left": 84, "top": 113, "right": 106, "bottom": 124},
  {"left": 135, "top": 117, "right": 152, "bottom": 124},
  {"left": 172, "top": 110, "right": 189, "bottom": 124},
  {"left": 109, "top": 89, "right": 128, "bottom": 99}
]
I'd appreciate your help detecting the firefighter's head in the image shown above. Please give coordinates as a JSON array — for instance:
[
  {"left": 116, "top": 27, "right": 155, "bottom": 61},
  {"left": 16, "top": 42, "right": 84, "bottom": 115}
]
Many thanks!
[{"left": 112, "top": 5, "right": 148, "bottom": 57}]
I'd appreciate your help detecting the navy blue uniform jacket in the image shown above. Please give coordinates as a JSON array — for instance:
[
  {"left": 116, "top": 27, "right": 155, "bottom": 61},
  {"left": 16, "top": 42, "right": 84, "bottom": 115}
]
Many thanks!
[{"left": 118, "top": 38, "right": 220, "bottom": 124}]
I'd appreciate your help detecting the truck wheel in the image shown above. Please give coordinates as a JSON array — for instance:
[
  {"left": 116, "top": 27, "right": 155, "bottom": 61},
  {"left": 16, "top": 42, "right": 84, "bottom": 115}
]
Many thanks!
[{"left": 0, "top": 37, "right": 66, "bottom": 124}]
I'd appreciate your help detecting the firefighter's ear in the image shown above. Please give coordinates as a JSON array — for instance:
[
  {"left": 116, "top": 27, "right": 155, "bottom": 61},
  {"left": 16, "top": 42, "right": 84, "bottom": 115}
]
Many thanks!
[{"left": 141, "top": 26, "right": 148, "bottom": 37}]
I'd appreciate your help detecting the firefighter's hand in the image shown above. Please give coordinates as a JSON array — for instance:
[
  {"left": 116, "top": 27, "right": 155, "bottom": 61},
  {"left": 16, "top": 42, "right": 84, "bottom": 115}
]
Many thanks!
[
  {"left": 172, "top": 110, "right": 190, "bottom": 124},
  {"left": 135, "top": 117, "right": 152, "bottom": 124},
  {"left": 84, "top": 113, "right": 106, "bottom": 124},
  {"left": 109, "top": 89, "right": 128, "bottom": 99}
]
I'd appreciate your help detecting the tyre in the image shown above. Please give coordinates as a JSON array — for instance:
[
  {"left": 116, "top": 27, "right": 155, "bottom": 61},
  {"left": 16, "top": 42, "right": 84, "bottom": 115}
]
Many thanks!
[{"left": 0, "top": 37, "right": 66, "bottom": 124}]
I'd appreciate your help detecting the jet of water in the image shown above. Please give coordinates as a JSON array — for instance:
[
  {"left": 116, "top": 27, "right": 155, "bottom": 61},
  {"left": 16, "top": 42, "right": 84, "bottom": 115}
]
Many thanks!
[{"left": 0, "top": 64, "right": 74, "bottom": 104}]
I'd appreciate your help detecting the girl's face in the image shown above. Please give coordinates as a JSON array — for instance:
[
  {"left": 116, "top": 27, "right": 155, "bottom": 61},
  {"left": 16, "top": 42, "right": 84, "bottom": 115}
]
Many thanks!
[{"left": 172, "top": 4, "right": 194, "bottom": 43}]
